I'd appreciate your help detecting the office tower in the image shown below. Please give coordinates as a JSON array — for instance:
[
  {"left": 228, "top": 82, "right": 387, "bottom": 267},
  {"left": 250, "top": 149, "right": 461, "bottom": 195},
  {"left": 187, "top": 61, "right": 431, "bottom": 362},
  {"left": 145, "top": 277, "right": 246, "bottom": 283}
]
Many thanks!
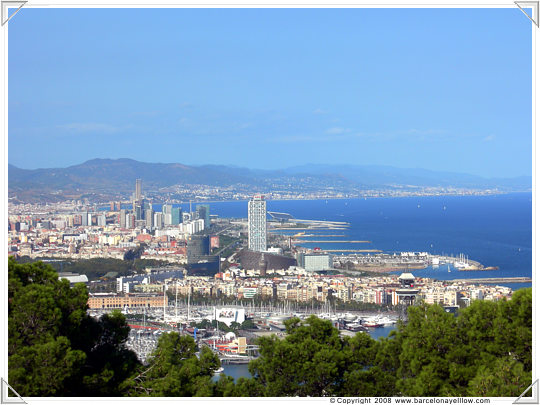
[
  {"left": 187, "top": 234, "right": 210, "bottom": 264},
  {"left": 73, "top": 215, "right": 82, "bottom": 227},
  {"left": 81, "top": 211, "right": 88, "bottom": 227},
  {"left": 162, "top": 204, "right": 172, "bottom": 216},
  {"left": 97, "top": 214, "right": 106, "bottom": 227},
  {"left": 248, "top": 195, "right": 267, "bottom": 252},
  {"left": 126, "top": 213, "right": 135, "bottom": 229},
  {"left": 135, "top": 179, "right": 142, "bottom": 202},
  {"left": 171, "top": 207, "right": 182, "bottom": 225},
  {"left": 196, "top": 204, "right": 210, "bottom": 229},
  {"left": 154, "top": 212, "right": 164, "bottom": 230},
  {"left": 162, "top": 204, "right": 173, "bottom": 226},
  {"left": 134, "top": 204, "right": 143, "bottom": 221},
  {"left": 145, "top": 209, "right": 154, "bottom": 228},
  {"left": 119, "top": 209, "right": 127, "bottom": 228}
]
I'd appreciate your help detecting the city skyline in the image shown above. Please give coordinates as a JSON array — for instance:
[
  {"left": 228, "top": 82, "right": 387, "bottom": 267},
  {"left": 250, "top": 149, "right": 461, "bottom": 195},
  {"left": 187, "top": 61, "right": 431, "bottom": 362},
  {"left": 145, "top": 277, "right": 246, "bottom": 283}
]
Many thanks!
[{"left": 8, "top": 7, "right": 533, "bottom": 178}]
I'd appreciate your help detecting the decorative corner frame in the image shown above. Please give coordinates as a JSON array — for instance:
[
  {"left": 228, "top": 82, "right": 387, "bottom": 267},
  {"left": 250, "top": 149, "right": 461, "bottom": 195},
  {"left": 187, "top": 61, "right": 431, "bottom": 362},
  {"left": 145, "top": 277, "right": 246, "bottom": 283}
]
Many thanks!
[
  {"left": 516, "top": 1, "right": 540, "bottom": 27},
  {"left": 0, "top": 378, "right": 26, "bottom": 404},
  {"left": 514, "top": 379, "right": 539, "bottom": 404},
  {"left": 1, "top": 1, "right": 26, "bottom": 26}
]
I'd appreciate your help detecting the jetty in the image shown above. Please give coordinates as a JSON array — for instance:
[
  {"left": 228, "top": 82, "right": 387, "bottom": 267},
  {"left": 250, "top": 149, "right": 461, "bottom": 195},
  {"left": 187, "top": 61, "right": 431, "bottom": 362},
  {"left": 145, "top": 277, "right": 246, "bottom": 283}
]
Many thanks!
[
  {"left": 293, "top": 240, "right": 371, "bottom": 243},
  {"left": 451, "top": 277, "right": 532, "bottom": 284},
  {"left": 324, "top": 249, "right": 382, "bottom": 253},
  {"left": 219, "top": 355, "right": 256, "bottom": 365}
]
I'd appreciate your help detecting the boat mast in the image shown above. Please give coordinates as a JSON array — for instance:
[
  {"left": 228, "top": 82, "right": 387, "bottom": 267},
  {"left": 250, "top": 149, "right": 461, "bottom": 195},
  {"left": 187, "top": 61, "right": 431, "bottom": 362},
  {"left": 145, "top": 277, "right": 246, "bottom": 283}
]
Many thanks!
[
  {"left": 187, "top": 289, "right": 191, "bottom": 323},
  {"left": 175, "top": 280, "right": 178, "bottom": 320},
  {"left": 163, "top": 283, "right": 166, "bottom": 323}
]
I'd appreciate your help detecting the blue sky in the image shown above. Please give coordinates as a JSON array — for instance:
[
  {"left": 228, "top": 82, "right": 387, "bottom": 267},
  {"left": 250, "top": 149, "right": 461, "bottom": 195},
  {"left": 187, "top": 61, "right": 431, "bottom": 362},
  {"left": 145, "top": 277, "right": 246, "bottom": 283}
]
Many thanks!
[{"left": 8, "top": 8, "right": 532, "bottom": 177}]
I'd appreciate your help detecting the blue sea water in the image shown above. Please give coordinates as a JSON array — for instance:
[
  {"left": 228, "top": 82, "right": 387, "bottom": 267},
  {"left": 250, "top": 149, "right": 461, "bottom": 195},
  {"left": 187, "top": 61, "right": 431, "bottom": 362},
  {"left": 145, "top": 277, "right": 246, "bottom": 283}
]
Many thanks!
[
  {"left": 206, "top": 193, "right": 531, "bottom": 380},
  {"left": 191, "top": 193, "right": 532, "bottom": 284}
]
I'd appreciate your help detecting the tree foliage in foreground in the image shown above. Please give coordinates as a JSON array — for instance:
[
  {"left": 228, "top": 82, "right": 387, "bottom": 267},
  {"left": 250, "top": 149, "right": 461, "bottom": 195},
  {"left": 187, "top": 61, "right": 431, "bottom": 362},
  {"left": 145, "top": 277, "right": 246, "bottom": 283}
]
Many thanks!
[
  {"left": 8, "top": 258, "right": 140, "bottom": 396},
  {"left": 8, "top": 258, "right": 531, "bottom": 397},
  {"left": 241, "top": 289, "right": 531, "bottom": 397},
  {"left": 121, "top": 332, "right": 221, "bottom": 396}
]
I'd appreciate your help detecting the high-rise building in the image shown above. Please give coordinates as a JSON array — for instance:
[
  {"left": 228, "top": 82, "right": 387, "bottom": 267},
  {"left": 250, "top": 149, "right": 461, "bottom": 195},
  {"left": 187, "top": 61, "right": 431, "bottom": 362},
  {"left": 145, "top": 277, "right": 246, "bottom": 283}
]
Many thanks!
[
  {"left": 171, "top": 207, "right": 182, "bottom": 225},
  {"left": 162, "top": 204, "right": 172, "bottom": 216},
  {"left": 162, "top": 204, "right": 173, "bottom": 226},
  {"left": 135, "top": 179, "right": 142, "bottom": 202},
  {"left": 73, "top": 214, "right": 82, "bottom": 227},
  {"left": 145, "top": 209, "right": 154, "bottom": 228},
  {"left": 119, "top": 209, "right": 127, "bottom": 228},
  {"left": 248, "top": 195, "right": 267, "bottom": 252},
  {"left": 126, "top": 213, "right": 136, "bottom": 229},
  {"left": 154, "top": 212, "right": 164, "bottom": 230},
  {"left": 134, "top": 203, "right": 143, "bottom": 221},
  {"left": 97, "top": 214, "right": 106, "bottom": 227},
  {"left": 196, "top": 204, "right": 210, "bottom": 229},
  {"left": 187, "top": 235, "right": 210, "bottom": 264}
]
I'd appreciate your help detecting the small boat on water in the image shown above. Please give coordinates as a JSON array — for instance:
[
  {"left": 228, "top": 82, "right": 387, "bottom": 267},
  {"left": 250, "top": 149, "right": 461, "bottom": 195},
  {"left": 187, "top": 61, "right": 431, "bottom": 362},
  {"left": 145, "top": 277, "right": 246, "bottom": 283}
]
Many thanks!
[
  {"left": 362, "top": 316, "right": 383, "bottom": 328},
  {"left": 344, "top": 322, "right": 365, "bottom": 332},
  {"left": 214, "top": 367, "right": 224, "bottom": 374}
]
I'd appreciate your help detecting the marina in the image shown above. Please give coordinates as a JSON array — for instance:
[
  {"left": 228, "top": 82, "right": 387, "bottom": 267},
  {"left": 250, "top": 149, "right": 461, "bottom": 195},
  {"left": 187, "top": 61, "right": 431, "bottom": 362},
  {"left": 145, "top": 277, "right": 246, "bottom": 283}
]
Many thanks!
[{"left": 116, "top": 302, "right": 401, "bottom": 366}]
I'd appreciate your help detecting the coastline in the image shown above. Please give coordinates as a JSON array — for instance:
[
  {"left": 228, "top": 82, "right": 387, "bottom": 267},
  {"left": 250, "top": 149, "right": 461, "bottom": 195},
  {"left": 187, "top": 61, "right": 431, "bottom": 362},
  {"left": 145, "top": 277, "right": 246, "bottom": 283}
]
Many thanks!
[{"left": 162, "top": 190, "right": 530, "bottom": 206}]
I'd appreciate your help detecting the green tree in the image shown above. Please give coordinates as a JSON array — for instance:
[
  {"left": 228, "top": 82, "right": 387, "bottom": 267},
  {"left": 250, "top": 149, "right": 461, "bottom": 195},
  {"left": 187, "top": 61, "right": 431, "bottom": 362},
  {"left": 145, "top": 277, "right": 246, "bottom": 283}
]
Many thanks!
[
  {"left": 249, "top": 315, "right": 364, "bottom": 396},
  {"left": 8, "top": 258, "right": 139, "bottom": 396},
  {"left": 467, "top": 357, "right": 532, "bottom": 397},
  {"left": 121, "top": 332, "right": 220, "bottom": 396},
  {"left": 394, "top": 290, "right": 532, "bottom": 397}
]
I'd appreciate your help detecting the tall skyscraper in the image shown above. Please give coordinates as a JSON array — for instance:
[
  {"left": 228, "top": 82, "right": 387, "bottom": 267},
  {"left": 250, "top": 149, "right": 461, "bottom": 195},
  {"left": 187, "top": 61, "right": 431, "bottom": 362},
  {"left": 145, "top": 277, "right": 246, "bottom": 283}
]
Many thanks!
[
  {"left": 135, "top": 179, "right": 142, "bottom": 202},
  {"left": 196, "top": 204, "right": 210, "bottom": 229},
  {"left": 81, "top": 211, "right": 88, "bottom": 227},
  {"left": 187, "top": 235, "right": 210, "bottom": 264},
  {"left": 171, "top": 207, "right": 182, "bottom": 225},
  {"left": 154, "top": 212, "right": 164, "bottom": 230},
  {"left": 145, "top": 209, "right": 154, "bottom": 228},
  {"left": 162, "top": 204, "right": 173, "bottom": 226},
  {"left": 248, "top": 195, "right": 267, "bottom": 252},
  {"left": 119, "top": 209, "right": 127, "bottom": 228}
]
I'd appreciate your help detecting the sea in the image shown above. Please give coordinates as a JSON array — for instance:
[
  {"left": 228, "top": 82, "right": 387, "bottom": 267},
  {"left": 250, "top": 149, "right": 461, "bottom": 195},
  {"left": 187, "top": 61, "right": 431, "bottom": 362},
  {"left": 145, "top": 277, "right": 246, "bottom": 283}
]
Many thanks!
[
  {"left": 194, "top": 192, "right": 532, "bottom": 380},
  {"left": 173, "top": 192, "right": 532, "bottom": 288}
]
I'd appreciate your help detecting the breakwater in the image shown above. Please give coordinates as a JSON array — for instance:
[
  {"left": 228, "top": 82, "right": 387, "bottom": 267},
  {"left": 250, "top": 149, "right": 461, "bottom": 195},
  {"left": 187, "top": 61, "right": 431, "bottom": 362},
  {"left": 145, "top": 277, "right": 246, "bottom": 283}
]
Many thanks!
[{"left": 451, "top": 277, "right": 532, "bottom": 284}]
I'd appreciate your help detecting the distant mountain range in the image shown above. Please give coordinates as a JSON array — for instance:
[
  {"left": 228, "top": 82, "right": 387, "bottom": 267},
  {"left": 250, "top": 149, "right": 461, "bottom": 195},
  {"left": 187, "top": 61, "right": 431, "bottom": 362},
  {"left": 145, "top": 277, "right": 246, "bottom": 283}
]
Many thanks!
[
  {"left": 284, "top": 164, "right": 532, "bottom": 189},
  {"left": 8, "top": 158, "right": 531, "bottom": 203}
]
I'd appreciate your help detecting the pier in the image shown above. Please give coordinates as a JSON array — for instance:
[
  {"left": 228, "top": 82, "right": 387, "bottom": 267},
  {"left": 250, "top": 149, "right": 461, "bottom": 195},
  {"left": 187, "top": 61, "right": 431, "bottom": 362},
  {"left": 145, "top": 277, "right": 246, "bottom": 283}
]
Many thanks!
[
  {"left": 219, "top": 355, "right": 256, "bottom": 365},
  {"left": 324, "top": 249, "right": 382, "bottom": 253},
  {"left": 294, "top": 240, "right": 371, "bottom": 243},
  {"left": 297, "top": 234, "right": 348, "bottom": 237},
  {"left": 450, "top": 277, "right": 532, "bottom": 284}
]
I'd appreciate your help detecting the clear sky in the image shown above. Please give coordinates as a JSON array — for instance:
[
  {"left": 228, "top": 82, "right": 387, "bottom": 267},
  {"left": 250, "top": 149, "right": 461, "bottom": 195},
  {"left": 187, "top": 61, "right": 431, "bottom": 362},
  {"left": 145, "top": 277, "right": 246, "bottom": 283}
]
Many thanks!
[{"left": 8, "top": 7, "right": 532, "bottom": 178}]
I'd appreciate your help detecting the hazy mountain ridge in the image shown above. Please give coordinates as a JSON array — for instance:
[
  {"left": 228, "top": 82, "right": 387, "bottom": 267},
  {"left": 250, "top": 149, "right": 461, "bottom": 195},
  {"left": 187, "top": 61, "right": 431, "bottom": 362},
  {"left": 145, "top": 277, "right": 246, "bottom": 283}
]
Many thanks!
[
  {"left": 8, "top": 159, "right": 531, "bottom": 203},
  {"left": 285, "top": 164, "right": 532, "bottom": 189}
]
